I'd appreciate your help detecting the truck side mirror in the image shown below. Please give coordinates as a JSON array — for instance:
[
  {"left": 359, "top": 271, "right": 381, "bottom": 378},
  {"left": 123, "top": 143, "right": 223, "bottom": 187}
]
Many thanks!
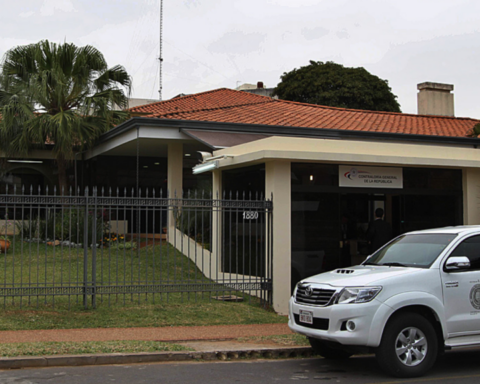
[{"left": 445, "top": 256, "right": 471, "bottom": 271}]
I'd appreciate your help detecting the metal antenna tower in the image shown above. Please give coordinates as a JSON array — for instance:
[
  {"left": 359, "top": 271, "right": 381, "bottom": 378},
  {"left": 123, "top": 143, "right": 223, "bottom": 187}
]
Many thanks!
[{"left": 158, "top": 0, "right": 163, "bottom": 101}]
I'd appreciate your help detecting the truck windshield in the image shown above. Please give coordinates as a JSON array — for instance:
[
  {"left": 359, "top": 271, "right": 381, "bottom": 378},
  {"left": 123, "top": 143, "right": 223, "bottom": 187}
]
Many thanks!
[{"left": 364, "top": 234, "right": 457, "bottom": 268}]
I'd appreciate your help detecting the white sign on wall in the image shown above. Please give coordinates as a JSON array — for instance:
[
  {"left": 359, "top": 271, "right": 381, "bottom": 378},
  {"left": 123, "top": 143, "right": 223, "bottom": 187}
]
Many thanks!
[{"left": 339, "top": 165, "right": 403, "bottom": 189}]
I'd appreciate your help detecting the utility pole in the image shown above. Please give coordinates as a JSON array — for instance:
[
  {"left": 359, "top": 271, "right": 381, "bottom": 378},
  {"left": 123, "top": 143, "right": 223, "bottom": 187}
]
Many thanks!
[{"left": 158, "top": 0, "right": 163, "bottom": 101}]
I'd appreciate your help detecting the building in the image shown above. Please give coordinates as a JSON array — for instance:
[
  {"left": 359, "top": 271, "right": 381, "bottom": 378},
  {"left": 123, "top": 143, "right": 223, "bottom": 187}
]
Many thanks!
[
  {"left": 3, "top": 83, "right": 480, "bottom": 314},
  {"left": 236, "top": 81, "right": 276, "bottom": 98}
]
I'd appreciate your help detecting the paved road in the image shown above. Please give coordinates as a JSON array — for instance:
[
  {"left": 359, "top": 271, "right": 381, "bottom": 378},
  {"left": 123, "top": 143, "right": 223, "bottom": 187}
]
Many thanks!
[{"left": 2, "top": 349, "right": 480, "bottom": 384}]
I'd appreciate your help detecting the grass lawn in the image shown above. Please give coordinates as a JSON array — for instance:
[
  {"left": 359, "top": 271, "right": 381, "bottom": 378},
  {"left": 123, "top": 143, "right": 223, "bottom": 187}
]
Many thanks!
[
  {"left": 0, "top": 239, "right": 284, "bottom": 331},
  {"left": 0, "top": 340, "right": 191, "bottom": 357},
  {"left": 0, "top": 335, "right": 310, "bottom": 358},
  {"left": 239, "top": 334, "right": 309, "bottom": 347}
]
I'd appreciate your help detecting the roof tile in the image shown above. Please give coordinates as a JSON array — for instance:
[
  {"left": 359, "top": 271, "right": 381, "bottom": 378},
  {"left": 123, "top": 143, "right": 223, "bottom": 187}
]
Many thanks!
[{"left": 129, "top": 88, "right": 479, "bottom": 138}]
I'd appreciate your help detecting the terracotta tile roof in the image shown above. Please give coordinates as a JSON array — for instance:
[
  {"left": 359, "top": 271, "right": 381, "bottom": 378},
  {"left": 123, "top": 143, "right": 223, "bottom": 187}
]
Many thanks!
[
  {"left": 129, "top": 88, "right": 480, "bottom": 138},
  {"left": 129, "top": 88, "right": 271, "bottom": 115}
]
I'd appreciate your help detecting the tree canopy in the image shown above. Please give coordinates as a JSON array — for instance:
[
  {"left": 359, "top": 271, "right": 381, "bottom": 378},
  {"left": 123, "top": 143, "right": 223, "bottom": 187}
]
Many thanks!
[
  {"left": 0, "top": 40, "right": 132, "bottom": 191},
  {"left": 273, "top": 61, "right": 401, "bottom": 112}
]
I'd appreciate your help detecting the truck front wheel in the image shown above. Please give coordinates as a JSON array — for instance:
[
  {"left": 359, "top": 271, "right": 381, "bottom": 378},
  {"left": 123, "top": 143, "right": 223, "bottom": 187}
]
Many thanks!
[
  {"left": 375, "top": 312, "right": 438, "bottom": 378},
  {"left": 309, "top": 338, "right": 352, "bottom": 359}
]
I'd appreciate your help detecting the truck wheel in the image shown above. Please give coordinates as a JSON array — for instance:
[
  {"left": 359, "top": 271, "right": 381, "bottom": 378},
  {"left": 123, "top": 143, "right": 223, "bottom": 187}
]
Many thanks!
[
  {"left": 309, "top": 338, "right": 352, "bottom": 359},
  {"left": 375, "top": 312, "right": 438, "bottom": 378}
]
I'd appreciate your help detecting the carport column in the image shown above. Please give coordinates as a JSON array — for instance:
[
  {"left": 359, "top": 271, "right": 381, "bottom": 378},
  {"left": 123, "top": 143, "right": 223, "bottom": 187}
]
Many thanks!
[
  {"left": 265, "top": 161, "right": 291, "bottom": 315},
  {"left": 462, "top": 168, "right": 480, "bottom": 224},
  {"left": 211, "top": 169, "right": 223, "bottom": 279},
  {"left": 167, "top": 142, "right": 183, "bottom": 241}
]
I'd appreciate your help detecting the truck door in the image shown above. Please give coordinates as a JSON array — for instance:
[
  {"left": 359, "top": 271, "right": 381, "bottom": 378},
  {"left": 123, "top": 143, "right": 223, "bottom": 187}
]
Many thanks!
[{"left": 441, "top": 235, "right": 480, "bottom": 336}]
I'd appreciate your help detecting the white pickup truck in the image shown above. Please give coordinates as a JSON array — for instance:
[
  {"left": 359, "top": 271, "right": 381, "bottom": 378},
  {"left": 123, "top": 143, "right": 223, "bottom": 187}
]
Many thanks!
[{"left": 289, "top": 226, "right": 480, "bottom": 378}]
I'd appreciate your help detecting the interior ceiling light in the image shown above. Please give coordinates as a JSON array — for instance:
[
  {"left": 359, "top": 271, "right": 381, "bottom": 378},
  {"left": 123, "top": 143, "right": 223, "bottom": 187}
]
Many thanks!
[
  {"left": 154, "top": 162, "right": 160, "bottom": 165},
  {"left": 143, "top": 166, "right": 148, "bottom": 168},
  {"left": 185, "top": 154, "right": 191, "bottom": 157},
  {"left": 8, "top": 160, "right": 43, "bottom": 164},
  {"left": 310, "top": 175, "right": 314, "bottom": 181}
]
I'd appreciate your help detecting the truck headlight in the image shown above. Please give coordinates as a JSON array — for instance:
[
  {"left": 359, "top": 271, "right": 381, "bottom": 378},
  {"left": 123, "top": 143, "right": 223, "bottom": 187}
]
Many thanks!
[{"left": 336, "top": 286, "right": 382, "bottom": 304}]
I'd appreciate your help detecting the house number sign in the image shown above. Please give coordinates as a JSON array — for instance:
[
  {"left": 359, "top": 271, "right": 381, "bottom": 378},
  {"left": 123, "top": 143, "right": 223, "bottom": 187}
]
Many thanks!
[{"left": 243, "top": 211, "right": 259, "bottom": 220}]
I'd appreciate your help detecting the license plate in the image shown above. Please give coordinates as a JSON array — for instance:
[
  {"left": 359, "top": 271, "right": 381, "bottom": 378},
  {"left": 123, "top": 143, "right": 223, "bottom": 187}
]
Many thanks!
[{"left": 299, "top": 310, "right": 313, "bottom": 324}]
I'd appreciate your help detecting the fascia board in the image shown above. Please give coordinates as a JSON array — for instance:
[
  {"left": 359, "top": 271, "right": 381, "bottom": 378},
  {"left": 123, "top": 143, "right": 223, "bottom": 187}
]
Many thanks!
[
  {"left": 213, "top": 137, "right": 480, "bottom": 170},
  {"left": 85, "top": 126, "right": 191, "bottom": 160}
]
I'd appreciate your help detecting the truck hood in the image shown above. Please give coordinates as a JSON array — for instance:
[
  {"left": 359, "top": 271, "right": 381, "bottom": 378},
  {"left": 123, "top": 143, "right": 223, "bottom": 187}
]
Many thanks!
[{"left": 300, "top": 265, "right": 421, "bottom": 287}]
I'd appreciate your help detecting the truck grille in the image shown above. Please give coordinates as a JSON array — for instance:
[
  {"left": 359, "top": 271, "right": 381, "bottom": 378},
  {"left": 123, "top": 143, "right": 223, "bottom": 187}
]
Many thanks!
[{"left": 295, "top": 284, "right": 336, "bottom": 306}]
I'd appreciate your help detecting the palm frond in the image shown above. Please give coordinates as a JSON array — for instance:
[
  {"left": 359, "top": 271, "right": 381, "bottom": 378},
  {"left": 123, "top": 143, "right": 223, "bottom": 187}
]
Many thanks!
[{"left": 0, "top": 39, "right": 132, "bottom": 171}]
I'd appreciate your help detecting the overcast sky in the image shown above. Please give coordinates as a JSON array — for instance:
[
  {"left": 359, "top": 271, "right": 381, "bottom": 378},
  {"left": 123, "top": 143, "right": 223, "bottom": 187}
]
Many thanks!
[{"left": 1, "top": 0, "right": 480, "bottom": 118}]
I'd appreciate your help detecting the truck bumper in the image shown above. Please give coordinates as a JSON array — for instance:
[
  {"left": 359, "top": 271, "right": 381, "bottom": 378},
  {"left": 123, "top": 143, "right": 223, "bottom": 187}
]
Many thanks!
[{"left": 288, "top": 296, "right": 391, "bottom": 347}]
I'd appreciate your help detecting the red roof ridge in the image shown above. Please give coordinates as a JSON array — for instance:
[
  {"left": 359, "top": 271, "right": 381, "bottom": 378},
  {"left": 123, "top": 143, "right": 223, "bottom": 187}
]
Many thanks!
[
  {"left": 271, "top": 97, "right": 480, "bottom": 122},
  {"left": 128, "top": 88, "right": 272, "bottom": 112}
]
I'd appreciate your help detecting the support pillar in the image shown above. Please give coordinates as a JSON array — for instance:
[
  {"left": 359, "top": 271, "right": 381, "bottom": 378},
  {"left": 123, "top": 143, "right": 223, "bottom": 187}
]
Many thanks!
[
  {"left": 265, "top": 160, "right": 291, "bottom": 315},
  {"left": 463, "top": 168, "right": 480, "bottom": 225},
  {"left": 212, "top": 169, "right": 223, "bottom": 278},
  {"left": 167, "top": 142, "right": 183, "bottom": 240}
]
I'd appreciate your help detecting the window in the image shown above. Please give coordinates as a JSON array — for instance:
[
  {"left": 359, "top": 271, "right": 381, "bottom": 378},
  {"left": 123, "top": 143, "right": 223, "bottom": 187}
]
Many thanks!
[
  {"left": 367, "top": 234, "right": 456, "bottom": 268},
  {"left": 449, "top": 235, "right": 480, "bottom": 271}
]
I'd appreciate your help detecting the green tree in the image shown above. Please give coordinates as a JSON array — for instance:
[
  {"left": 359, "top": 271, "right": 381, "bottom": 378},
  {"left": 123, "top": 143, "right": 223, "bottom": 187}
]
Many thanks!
[
  {"left": 468, "top": 123, "right": 480, "bottom": 137},
  {"left": 274, "top": 61, "right": 401, "bottom": 112},
  {"left": 0, "top": 40, "right": 131, "bottom": 192}
]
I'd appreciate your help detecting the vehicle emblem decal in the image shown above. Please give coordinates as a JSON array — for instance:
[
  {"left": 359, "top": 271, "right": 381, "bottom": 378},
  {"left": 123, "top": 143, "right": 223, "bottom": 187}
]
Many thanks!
[
  {"left": 305, "top": 286, "right": 313, "bottom": 297},
  {"left": 470, "top": 284, "right": 480, "bottom": 310}
]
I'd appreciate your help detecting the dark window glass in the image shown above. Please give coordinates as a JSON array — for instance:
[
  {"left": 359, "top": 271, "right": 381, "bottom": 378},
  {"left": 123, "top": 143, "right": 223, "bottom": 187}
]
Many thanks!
[
  {"left": 402, "top": 195, "right": 462, "bottom": 233},
  {"left": 449, "top": 235, "right": 480, "bottom": 271},
  {"left": 183, "top": 155, "right": 212, "bottom": 195},
  {"left": 291, "top": 164, "right": 338, "bottom": 187},
  {"left": 403, "top": 168, "right": 462, "bottom": 190},
  {"left": 87, "top": 156, "right": 168, "bottom": 193},
  {"left": 222, "top": 164, "right": 265, "bottom": 197}
]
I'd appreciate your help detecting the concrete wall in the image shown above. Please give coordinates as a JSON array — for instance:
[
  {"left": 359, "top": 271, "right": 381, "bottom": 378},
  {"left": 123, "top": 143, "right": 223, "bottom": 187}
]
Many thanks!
[{"left": 170, "top": 227, "right": 264, "bottom": 298}]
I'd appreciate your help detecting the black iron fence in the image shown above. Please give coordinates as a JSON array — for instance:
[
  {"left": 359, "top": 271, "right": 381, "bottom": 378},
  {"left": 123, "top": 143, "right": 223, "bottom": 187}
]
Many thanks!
[{"left": 0, "top": 186, "right": 272, "bottom": 309}]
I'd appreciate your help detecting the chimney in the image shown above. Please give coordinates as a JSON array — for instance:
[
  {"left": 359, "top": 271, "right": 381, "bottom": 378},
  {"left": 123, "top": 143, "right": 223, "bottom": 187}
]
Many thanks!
[
  {"left": 417, "top": 82, "right": 454, "bottom": 117},
  {"left": 257, "top": 81, "right": 264, "bottom": 89}
]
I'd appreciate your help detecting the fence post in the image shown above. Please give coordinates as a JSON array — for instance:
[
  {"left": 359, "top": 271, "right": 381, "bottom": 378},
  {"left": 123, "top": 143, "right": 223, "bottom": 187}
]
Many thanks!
[
  {"left": 92, "top": 187, "right": 97, "bottom": 308},
  {"left": 83, "top": 187, "right": 89, "bottom": 309}
]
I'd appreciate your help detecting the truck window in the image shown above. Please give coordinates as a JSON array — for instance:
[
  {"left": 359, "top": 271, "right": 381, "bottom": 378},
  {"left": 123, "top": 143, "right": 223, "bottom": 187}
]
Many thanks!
[
  {"left": 449, "top": 235, "right": 480, "bottom": 270},
  {"left": 367, "top": 234, "right": 456, "bottom": 268}
]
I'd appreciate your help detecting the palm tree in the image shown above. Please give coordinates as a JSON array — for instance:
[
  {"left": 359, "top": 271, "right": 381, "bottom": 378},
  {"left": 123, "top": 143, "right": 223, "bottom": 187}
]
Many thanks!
[{"left": 0, "top": 40, "right": 131, "bottom": 192}]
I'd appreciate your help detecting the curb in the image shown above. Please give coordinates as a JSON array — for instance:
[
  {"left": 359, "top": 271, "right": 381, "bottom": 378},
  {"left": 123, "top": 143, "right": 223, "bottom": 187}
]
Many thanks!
[{"left": 0, "top": 347, "right": 314, "bottom": 370}]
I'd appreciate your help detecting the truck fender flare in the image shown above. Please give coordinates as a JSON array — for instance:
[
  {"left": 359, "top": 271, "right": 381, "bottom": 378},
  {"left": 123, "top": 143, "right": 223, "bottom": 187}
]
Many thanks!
[{"left": 367, "top": 292, "right": 447, "bottom": 347}]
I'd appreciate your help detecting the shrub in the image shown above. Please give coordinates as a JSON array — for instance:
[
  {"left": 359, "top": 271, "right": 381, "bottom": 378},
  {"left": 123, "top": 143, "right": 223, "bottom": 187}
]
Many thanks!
[{"left": 16, "top": 208, "right": 107, "bottom": 246}]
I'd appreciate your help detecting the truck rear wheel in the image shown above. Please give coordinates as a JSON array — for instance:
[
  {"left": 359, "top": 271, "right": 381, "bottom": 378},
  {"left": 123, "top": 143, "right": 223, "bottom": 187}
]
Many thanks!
[
  {"left": 309, "top": 338, "right": 352, "bottom": 359},
  {"left": 376, "top": 312, "right": 438, "bottom": 378}
]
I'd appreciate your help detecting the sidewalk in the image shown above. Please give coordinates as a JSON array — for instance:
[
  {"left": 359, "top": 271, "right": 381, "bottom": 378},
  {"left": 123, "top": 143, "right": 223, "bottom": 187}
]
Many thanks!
[
  {"left": 0, "top": 323, "right": 292, "bottom": 344},
  {"left": 0, "top": 324, "right": 314, "bottom": 370}
]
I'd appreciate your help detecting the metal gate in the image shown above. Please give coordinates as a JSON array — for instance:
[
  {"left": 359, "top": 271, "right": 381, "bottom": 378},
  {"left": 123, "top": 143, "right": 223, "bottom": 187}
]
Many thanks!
[{"left": 0, "top": 186, "right": 272, "bottom": 309}]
